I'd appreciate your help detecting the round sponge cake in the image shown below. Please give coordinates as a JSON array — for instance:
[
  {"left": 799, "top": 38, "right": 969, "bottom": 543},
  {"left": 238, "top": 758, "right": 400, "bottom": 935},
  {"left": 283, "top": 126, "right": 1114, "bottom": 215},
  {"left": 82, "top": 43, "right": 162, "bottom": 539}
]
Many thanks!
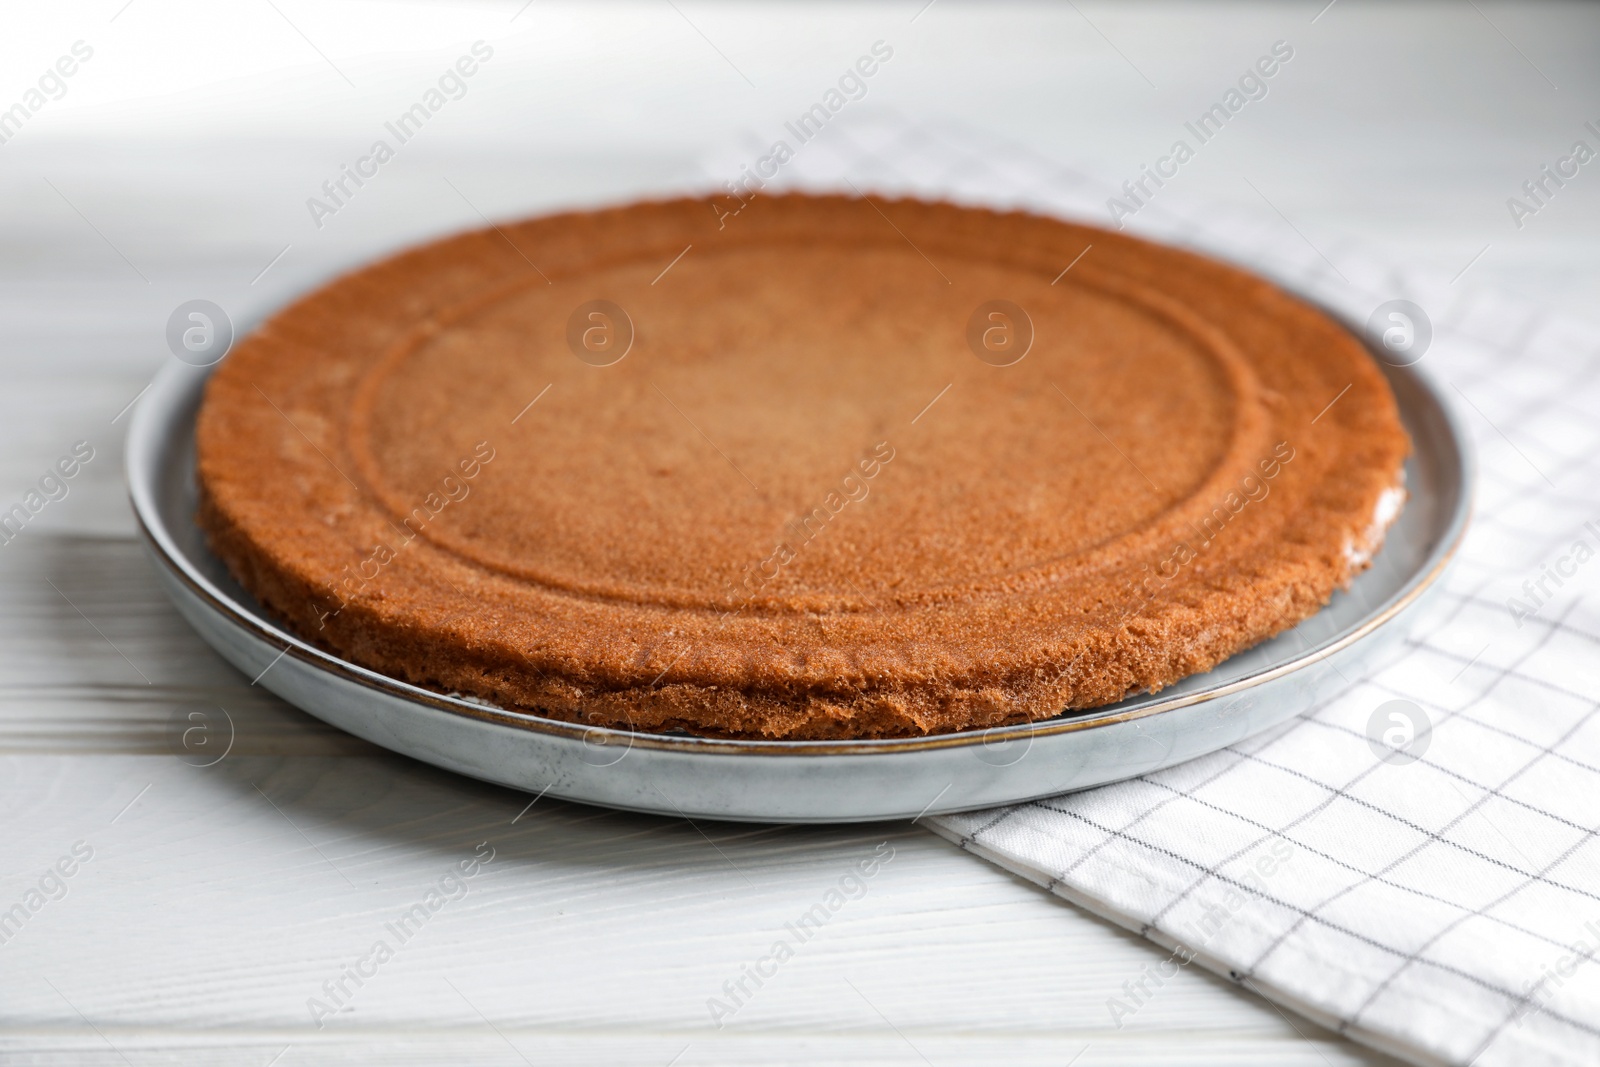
[{"left": 196, "top": 194, "right": 1408, "bottom": 739}]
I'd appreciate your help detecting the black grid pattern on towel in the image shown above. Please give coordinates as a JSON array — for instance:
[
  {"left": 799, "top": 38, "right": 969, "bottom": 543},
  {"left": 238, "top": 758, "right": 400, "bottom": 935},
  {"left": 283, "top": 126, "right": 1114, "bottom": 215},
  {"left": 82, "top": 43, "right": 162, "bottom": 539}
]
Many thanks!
[{"left": 723, "top": 117, "right": 1600, "bottom": 1067}]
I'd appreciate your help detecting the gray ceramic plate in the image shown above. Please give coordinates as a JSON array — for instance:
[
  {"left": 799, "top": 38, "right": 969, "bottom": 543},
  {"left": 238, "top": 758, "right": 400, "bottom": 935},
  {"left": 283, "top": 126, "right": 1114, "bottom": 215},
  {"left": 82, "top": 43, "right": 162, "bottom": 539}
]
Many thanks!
[{"left": 127, "top": 346, "right": 1470, "bottom": 823}]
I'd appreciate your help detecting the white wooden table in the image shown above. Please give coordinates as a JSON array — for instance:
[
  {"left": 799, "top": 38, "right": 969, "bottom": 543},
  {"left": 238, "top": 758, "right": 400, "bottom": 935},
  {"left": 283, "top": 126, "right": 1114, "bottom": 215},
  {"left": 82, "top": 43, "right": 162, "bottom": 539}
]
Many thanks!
[{"left": 3, "top": 3, "right": 1596, "bottom": 1063}]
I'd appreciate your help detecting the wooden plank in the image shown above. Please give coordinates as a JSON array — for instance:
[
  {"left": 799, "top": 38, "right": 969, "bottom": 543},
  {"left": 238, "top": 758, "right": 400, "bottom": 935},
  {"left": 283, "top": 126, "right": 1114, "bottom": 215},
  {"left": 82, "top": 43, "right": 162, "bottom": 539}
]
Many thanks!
[{"left": 0, "top": 754, "right": 1387, "bottom": 1065}]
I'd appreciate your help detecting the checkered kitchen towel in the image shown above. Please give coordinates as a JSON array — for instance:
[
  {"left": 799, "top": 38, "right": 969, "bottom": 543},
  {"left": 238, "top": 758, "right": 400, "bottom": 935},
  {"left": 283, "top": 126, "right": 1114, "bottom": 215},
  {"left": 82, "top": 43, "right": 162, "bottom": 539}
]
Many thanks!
[{"left": 704, "top": 116, "right": 1600, "bottom": 1066}]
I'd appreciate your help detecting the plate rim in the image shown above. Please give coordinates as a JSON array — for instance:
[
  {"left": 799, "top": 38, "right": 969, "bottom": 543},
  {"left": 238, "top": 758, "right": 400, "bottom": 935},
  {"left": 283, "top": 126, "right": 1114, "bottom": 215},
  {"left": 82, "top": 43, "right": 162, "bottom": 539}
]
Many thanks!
[{"left": 128, "top": 335, "right": 1473, "bottom": 761}]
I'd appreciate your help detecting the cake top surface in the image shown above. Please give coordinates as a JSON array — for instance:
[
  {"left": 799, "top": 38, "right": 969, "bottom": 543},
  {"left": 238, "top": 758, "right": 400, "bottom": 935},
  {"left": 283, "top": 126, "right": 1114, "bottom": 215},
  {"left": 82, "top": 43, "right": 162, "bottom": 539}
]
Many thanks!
[{"left": 195, "top": 194, "right": 1409, "bottom": 738}]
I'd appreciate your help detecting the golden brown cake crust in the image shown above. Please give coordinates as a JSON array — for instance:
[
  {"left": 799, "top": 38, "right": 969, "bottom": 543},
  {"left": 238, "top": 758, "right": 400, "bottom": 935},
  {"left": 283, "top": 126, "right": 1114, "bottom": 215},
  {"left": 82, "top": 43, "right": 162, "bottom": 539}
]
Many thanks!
[{"left": 195, "top": 194, "right": 1409, "bottom": 739}]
